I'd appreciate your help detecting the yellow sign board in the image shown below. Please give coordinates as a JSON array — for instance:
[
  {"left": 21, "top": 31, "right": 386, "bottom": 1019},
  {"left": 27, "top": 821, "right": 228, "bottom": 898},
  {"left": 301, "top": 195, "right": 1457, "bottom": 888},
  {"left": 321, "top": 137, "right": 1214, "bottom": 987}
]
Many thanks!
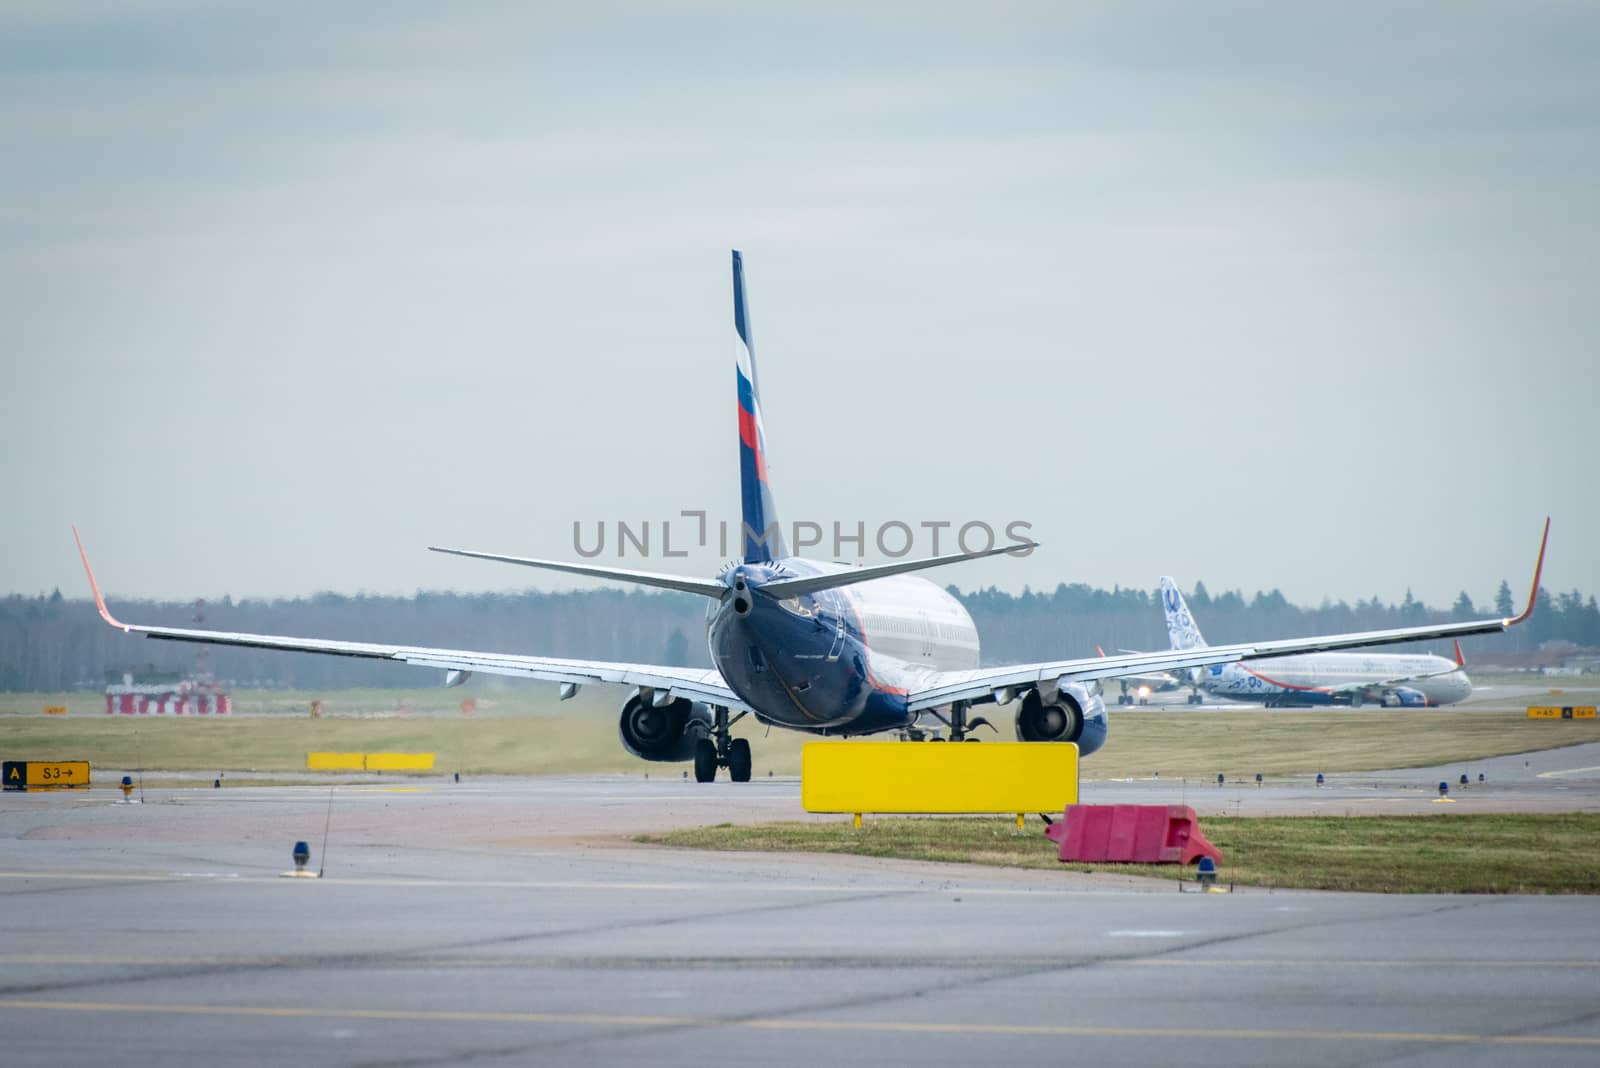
[
  {"left": 43, "top": 705, "right": 67, "bottom": 716},
  {"left": 2, "top": 760, "right": 91, "bottom": 790},
  {"left": 365, "top": 752, "right": 435, "bottom": 772},
  {"left": 306, "top": 752, "right": 366, "bottom": 771},
  {"left": 306, "top": 752, "right": 436, "bottom": 771},
  {"left": 801, "top": 742, "right": 1078, "bottom": 814},
  {"left": 1528, "top": 706, "right": 1597, "bottom": 720}
]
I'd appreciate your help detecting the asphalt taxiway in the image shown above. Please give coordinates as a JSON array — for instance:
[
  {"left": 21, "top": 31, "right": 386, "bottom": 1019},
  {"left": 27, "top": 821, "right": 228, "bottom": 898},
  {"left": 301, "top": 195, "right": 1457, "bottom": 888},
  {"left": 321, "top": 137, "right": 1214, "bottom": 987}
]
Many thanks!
[{"left": 4, "top": 760, "right": 1600, "bottom": 1066}]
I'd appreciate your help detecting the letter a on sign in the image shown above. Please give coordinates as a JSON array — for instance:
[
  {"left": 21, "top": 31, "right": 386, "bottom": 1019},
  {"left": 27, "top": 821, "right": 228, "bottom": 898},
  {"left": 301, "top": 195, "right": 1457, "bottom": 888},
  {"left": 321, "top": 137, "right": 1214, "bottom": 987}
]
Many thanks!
[{"left": 2, "top": 762, "right": 23, "bottom": 791}]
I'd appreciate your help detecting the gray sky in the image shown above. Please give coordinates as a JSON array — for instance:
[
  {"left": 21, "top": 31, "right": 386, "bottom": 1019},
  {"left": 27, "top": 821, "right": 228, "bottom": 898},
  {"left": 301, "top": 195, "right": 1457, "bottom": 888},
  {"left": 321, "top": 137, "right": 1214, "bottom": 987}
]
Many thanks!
[{"left": 4, "top": 2, "right": 1596, "bottom": 611}]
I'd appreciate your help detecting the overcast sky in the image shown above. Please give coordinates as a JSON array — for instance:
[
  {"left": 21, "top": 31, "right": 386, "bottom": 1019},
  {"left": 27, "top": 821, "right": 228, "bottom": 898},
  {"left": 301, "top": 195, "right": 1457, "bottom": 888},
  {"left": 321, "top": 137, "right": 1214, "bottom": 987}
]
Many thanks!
[{"left": 4, "top": 2, "right": 1595, "bottom": 612}]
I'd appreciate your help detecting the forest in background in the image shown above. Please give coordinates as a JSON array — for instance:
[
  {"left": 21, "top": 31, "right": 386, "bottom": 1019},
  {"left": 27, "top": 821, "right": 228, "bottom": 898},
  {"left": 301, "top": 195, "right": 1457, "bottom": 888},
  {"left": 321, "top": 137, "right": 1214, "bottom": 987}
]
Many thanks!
[{"left": 2, "top": 578, "right": 1596, "bottom": 692}]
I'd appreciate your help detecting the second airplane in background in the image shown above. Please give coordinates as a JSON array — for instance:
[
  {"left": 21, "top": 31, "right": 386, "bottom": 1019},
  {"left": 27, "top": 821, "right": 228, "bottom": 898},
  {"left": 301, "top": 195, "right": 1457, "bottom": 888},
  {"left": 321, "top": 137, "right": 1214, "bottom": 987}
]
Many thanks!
[{"left": 1160, "top": 578, "right": 1474, "bottom": 707}]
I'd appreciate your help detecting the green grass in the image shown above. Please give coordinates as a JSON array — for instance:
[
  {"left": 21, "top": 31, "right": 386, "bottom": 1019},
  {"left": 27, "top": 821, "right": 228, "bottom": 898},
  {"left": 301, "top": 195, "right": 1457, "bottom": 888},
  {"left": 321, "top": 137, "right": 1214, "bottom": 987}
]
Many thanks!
[
  {"left": 639, "top": 813, "right": 1600, "bottom": 894},
  {"left": 1, "top": 688, "right": 1597, "bottom": 777}
]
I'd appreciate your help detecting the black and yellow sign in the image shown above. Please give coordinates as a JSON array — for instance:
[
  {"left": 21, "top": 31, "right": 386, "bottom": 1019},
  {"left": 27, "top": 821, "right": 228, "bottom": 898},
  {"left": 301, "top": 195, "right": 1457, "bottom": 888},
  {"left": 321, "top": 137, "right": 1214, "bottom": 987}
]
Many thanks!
[
  {"left": 2, "top": 760, "right": 92, "bottom": 791},
  {"left": 1528, "top": 706, "right": 1598, "bottom": 720}
]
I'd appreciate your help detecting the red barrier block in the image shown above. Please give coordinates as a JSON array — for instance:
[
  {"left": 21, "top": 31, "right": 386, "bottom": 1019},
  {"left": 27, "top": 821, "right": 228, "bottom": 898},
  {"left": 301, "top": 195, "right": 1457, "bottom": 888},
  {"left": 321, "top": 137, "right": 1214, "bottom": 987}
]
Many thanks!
[{"left": 1044, "top": 804, "right": 1222, "bottom": 865}]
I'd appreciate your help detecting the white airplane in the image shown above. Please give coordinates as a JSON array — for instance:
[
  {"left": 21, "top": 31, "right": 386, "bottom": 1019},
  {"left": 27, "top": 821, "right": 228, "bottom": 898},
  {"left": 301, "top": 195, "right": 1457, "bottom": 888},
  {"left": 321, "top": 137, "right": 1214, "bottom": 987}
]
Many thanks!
[
  {"left": 1096, "top": 646, "right": 1180, "bottom": 705},
  {"left": 1160, "top": 577, "right": 1476, "bottom": 707},
  {"left": 74, "top": 252, "right": 1549, "bottom": 781}
]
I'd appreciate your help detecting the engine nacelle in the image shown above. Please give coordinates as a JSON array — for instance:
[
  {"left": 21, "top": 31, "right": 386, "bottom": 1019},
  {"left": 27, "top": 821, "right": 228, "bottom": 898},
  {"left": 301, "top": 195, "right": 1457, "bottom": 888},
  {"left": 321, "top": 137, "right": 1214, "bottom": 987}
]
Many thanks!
[
  {"left": 1386, "top": 687, "right": 1428, "bottom": 708},
  {"left": 1015, "top": 683, "right": 1108, "bottom": 756},
  {"left": 618, "top": 694, "right": 713, "bottom": 762}
]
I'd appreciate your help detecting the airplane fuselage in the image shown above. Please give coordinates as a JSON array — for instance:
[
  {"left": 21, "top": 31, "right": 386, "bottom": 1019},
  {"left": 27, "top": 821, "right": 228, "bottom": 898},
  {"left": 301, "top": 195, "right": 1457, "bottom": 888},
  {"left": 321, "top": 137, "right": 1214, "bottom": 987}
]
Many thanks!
[
  {"left": 709, "top": 558, "right": 979, "bottom": 734},
  {"left": 1202, "top": 653, "right": 1471, "bottom": 707}
]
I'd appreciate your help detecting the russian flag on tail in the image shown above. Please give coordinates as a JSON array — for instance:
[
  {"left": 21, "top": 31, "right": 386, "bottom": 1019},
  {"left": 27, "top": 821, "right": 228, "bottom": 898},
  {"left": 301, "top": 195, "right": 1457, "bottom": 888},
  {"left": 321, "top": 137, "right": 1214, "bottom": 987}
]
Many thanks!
[{"left": 733, "top": 251, "right": 784, "bottom": 563}]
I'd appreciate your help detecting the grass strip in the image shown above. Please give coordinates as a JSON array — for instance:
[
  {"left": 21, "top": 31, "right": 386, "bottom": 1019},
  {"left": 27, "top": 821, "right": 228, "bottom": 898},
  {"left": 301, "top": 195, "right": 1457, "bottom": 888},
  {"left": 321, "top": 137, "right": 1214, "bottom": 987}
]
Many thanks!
[
  {"left": 638, "top": 813, "right": 1600, "bottom": 894},
  {"left": 3, "top": 691, "right": 1598, "bottom": 778}
]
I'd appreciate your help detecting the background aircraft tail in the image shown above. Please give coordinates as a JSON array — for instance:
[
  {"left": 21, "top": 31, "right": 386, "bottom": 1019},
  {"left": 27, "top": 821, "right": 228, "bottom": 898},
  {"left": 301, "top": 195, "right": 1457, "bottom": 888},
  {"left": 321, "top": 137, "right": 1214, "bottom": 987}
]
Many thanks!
[
  {"left": 733, "top": 250, "right": 784, "bottom": 563},
  {"left": 1160, "top": 576, "right": 1208, "bottom": 651}
]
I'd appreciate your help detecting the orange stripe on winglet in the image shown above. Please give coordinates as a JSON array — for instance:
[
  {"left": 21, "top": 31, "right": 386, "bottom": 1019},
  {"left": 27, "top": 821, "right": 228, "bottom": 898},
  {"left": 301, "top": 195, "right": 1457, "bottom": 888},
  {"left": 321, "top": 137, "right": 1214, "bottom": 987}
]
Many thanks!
[
  {"left": 71, "top": 527, "right": 130, "bottom": 632},
  {"left": 1504, "top": 517, "right": 1550, "bottom": 627}
]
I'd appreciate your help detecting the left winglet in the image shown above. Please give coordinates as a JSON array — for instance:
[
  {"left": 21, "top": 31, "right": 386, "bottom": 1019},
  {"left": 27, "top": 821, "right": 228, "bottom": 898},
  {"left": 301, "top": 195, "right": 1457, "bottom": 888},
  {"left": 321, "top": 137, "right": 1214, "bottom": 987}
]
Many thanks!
[
  {"left": 73, "top": 527, "right": 130, "bottom": 632},
  {"left": 1503, "top": 517, "right": 1550, "bottom": 627}
]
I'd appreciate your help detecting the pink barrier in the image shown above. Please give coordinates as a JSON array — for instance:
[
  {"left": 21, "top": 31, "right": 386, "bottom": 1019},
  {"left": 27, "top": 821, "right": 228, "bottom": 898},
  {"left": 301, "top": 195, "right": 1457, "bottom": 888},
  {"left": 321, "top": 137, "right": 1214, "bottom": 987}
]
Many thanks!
[{"left": 1044, "top": 804, "right": 1222, "bottom": 865}]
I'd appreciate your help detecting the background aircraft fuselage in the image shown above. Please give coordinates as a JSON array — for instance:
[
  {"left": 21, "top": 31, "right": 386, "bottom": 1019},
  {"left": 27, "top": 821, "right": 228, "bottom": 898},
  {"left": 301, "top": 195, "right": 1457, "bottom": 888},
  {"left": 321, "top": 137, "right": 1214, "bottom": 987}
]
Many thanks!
[{"left": 1201, "top": 652, "right": 1471, "bottom": 706}]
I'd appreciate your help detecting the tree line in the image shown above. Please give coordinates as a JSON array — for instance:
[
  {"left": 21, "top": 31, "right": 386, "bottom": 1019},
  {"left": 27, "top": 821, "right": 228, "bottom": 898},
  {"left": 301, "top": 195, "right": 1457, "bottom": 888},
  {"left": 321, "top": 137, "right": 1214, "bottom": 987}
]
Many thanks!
[{"left": 2, "top": 578, "right": 1595, "bottom": 693}]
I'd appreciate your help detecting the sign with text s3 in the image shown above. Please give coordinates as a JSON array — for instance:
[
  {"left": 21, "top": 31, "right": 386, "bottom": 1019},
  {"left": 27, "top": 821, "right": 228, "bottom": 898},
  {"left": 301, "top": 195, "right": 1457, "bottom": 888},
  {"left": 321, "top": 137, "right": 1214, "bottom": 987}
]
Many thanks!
[{"left": 2, "top": 761, "right": 92, "bottom": 790}]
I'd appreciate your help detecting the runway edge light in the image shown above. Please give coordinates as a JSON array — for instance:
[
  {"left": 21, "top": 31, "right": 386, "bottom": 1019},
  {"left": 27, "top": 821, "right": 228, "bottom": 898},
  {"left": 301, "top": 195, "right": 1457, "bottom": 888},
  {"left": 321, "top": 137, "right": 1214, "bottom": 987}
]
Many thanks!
[{"left": 282, "top": 839, "right": 319, "bottom": 879}]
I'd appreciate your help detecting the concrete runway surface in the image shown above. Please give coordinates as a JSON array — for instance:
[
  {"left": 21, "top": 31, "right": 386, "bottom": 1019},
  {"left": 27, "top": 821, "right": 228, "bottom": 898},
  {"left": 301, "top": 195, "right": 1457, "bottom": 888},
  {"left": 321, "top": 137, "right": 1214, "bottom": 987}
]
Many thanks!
[{"left": 4, "top": 760, "right": 1600, "bottom": 1066}]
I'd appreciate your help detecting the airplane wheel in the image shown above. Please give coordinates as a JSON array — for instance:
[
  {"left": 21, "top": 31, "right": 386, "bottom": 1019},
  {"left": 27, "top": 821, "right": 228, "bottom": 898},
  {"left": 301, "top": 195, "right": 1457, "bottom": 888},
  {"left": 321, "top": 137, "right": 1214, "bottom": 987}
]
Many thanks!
[
  {"left": 693, "top": 739, "right": 718, "bottom": 783},
  {"left": 728, "top": 738, "right": 752, "bottom": 782},
  {"left": 964, "top": 737, "right": 982, "bottom": 742}
]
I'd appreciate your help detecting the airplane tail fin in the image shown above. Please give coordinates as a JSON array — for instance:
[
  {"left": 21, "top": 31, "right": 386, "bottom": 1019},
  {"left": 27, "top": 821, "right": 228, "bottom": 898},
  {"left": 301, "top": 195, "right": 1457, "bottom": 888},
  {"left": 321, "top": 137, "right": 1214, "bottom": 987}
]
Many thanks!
[
  {"left": 1159, "top": 576, "right": 1208, "bottom": 651},
  {"left": 1454, "top": 639, "right": 1466, "bottom": 667},
  {"left": 733, "top": 250, "right": 784, "bottom": 563}
]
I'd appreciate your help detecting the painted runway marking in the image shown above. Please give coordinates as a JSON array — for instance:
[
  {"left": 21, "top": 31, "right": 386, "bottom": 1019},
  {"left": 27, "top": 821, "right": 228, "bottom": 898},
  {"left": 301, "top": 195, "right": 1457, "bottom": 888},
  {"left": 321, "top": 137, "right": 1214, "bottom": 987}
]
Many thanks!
[
  {"left": 0, "top": 998, "right": 1596, "bottom": 1047},
  {"left": 0, "top": 871, "right": 1156, "bottom": 897},
  {"left": 1107, "top": 930, "right": 1184, "bottom": 938},
  {"left": 2, "top": 954, "right": 1596, "bottom": 970},
  {"left": 1537, "top": 765, "right": 1600, "bottom": 779}
]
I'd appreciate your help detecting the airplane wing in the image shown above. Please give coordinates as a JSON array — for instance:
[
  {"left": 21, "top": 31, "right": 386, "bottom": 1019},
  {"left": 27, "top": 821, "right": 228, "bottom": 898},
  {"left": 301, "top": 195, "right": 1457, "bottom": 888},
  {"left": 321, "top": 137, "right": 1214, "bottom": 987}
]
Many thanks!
[
  {"left": 908, "top": 519, "right": 1548, "bottom": 713},
  {"left": 73, "top": 531, "right": 746, "bottom": 711}
]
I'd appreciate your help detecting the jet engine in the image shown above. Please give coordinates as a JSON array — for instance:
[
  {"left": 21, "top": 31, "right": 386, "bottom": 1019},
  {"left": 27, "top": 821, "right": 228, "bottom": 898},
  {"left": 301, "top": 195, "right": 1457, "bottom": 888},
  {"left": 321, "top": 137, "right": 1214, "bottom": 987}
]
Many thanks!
[
  {"left": 1384, "top": 687, "right": 1429, "bottom": 708},
  {"left": 618, "top": 694, "right": 714, "bottom": 762},
  {"left": 1015, "top": 682, "right": 1107, "bottom": 756}
]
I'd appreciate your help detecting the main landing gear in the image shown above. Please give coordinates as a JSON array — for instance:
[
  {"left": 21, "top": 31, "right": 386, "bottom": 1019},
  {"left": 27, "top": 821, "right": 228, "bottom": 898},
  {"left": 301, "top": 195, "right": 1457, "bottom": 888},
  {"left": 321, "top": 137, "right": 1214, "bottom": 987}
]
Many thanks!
[{"left": 693, "top": 705, "right": 752, "bottom": 783}]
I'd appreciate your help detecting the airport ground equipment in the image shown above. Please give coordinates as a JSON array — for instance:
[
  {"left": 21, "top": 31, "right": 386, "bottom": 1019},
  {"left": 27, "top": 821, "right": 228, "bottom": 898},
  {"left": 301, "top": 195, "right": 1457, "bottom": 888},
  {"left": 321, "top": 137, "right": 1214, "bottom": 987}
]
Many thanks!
[
  {"left": 3, "top": 760, "right": 91, "bottom": 792},
  {"left": 1045, "top": 804, "right": 1221, "bottom": 865},
  {"left": 801, "top": 742, "right": 1078, "bottom": 830}
]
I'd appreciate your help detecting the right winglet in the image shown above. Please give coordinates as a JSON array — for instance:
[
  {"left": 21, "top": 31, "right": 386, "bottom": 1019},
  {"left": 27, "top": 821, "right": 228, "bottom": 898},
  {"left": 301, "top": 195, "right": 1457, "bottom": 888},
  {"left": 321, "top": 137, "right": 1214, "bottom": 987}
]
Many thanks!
[
  {"left": 1503, "top": 517, "right": 1550, "bottom": 627},
  {"left": 72, "top": 526, "right": 130, "bottom": 632}
]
